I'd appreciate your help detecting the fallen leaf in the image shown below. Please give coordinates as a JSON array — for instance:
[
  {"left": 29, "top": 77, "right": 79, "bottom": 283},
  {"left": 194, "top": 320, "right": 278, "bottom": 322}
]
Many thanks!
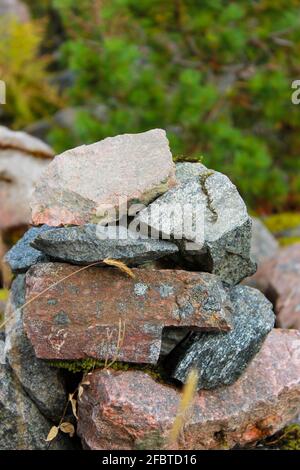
[
  {"left": 45, "top": 426, "right": 59, "bottom": 442},
  {"left": 103, "top": 258, "right": 135, "bottom": 278},
  {"left": 59, "top": 422, "right": 75, "bottom": 437},
  {"left": 69, "top": 393, "right": 78, "bottom": 420},
  {"left": 78, "top": 385, "right": 84, "bottom": 400}
]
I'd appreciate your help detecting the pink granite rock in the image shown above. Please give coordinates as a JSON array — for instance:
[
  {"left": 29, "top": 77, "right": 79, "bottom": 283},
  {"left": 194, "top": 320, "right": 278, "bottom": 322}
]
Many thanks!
[
  {"left": 0, "top": 127, "right": 53, "bottom": 230},
  {"left": 77, "top": 329, "right": 300, "bottom": 450},
  {"left": 247, "top": 244, "right": 300, "bottom": 329},
  {"left": 23, "top": 263, "right": 232, "bottom": 364},
  {"left": 31, "top": 129, "right": 176, "bottom": 226}
]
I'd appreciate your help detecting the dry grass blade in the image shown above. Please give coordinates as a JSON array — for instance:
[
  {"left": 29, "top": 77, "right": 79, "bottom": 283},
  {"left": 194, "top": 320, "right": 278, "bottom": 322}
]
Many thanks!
[
  {"left": 69, "top": 393, "right": 78, "bottom": 420},
  {"left": 167, "top": 368, "right": 198, "bottom": 447},
  {"left": 103, "top": 258, "right": 135, "bottom": 278},
  {"left": 45, "top": 425, "right": 59, "bottom": 442},
  {"left": 0, "top": 260, "right": 104, "bottom": 330},
  {"left": 104, "top": 318, "right": 126, "bottom": 369}
]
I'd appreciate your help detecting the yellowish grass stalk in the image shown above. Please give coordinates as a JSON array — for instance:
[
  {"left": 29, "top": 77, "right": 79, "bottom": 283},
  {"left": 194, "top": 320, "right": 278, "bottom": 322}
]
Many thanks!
[{"left": 167, "top": 368, "right": 198, "bottom": 447}]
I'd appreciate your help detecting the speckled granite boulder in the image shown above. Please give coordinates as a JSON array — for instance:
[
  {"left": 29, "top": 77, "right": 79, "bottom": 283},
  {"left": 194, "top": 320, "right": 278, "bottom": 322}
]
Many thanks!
[
  {"left": 77, "top": 330, "right": 300, "bottom": 450},
  {"left": 168, "top": 285, "right": 275, "bottom": 389},
  {"left": 136, "top": 163, "right": 256, "bottom": 285}
]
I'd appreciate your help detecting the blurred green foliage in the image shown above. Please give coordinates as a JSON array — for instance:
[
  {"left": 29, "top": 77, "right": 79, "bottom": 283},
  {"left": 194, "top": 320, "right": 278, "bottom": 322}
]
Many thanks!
[
  {"left": 11, "top": 1, "right": 300, "bottom": 210},
  {"left": 0, "top": 17, "right": 61, "bottom": 128}
]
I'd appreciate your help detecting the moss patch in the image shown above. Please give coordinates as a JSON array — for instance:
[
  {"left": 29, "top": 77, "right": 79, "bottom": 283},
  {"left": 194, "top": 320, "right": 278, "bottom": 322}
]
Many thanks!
[
  {"left": 264, "top": 213, "right": 300, "bottom": 234},
  {"left": 262, "top": 424, "right": 300, "bottom": 450},
  {"left": 0, "top": 289, "right": 9, "bottom": 302},
  {"left": 48, "top": 358, "right": 166, "bottom": 382}
]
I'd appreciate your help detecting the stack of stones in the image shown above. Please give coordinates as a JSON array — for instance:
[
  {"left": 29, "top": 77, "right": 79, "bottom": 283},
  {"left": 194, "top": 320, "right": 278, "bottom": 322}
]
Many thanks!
[{"left": 2, "top": 129, "right": 300, "bottom": 450}]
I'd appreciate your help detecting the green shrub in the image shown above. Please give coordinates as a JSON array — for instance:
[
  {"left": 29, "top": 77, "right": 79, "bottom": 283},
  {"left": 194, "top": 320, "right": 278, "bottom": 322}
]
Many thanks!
[
  {"left": 0, "top": 17, "right": 61, "bottom": 128},
  {"left": 16, "top": 2, "right": 300, "bottom": 210}
]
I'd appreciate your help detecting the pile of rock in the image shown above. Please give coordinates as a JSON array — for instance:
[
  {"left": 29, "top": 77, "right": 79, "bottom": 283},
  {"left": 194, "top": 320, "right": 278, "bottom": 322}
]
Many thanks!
[{"left": 2, "top": 129, "right": 300, "bottom": 450}]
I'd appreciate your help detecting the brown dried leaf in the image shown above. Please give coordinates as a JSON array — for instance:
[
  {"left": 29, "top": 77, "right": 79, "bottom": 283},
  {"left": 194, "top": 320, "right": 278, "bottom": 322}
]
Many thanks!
[
  {"left": 81, "top": 380, "right": 90, "bottom": 386},
  {"left": 78, "top": 385, "right": 84, "bottom": 400},
  {"left": 103, "top": 258, "right": 135, "bottom": 278},
  {"left": 45, "top": 426, "right": 59, "bottom": 442},
  {"left": 59, "top": 422, "right": 75, "bottom": 437},
  {"left": 69, "top": 393, "right": 78, "bottom": 420}
]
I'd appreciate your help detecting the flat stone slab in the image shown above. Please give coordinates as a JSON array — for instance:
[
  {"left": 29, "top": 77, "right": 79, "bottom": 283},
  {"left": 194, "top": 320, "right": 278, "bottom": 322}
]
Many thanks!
[
  {"left": 23, "top": 263, "right": 233, "bottom": 364},
  {"left": 4, "top": 226, "right": 53, "bottom": 273},
  {"left": 168, "top": 285, "right": 275, "bottom": 389},
  {"left": 31, "top": 129, "right": 176, "bottom": 226},
  {"left": 135, "top": 163, "right": 256, "bottom": 285},
  {"left": 30, "top": 224, "right": 178, "bottom": 266},
  {"left": 77, "top": 330, "right": 300, "bottom": 450}
]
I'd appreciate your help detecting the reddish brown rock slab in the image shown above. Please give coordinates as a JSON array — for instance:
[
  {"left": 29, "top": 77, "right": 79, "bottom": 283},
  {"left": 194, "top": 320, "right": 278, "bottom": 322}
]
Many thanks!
[
  {"left": 30, "top": 129, "right": 176, "bottom": 226},
  {"left": 246, "top": 244, "right": 300, "bottom": 329},
  {"left": 23, "top": 263, "right": 232, "bottom": 364},
  {"left": 77, "top": 329, "right": 300, "bottom": 450}
]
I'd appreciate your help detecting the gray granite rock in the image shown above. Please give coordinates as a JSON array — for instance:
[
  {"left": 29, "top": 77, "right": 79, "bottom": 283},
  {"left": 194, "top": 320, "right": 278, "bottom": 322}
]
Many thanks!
[
  {"left": 31, "top": 224, "right": 179, "bottom": 266},
  {"left": 4, "top": 275, "right": 67, "bottom": 421},
  {"left": 4, "top": 226, "right": 53, "bottom": 273},
  {"left": 0, "top": 339, "right": 5, "bottom": 364},
  {"left": 136, "top": 163, "right": 256, "bottom": 285},
  {"left": 251, "top": 217, "right": 279, "bottom": 264},
  {"left": 169, "top": 285, "right": 275, "bottom": 389},
  {"left": 160, "top": 328, "right": 190, "bottom": 357},
  {"left": 0, "top": 359, "right": 71, "bottom": 449}
]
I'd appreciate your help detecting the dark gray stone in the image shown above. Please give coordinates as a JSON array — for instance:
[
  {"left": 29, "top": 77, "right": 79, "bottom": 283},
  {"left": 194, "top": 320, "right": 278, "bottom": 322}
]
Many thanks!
[
  {"left": 4, "top": 275, "right": 67, "bottom": 421},
  {"left": 136, "top": 163, "right": 256, "bottom": 285},
  {"left": 168, "top": 285, "right": 275, "bottom": 389},
  {"left": 160, "top": 327, "right": 190, "bottom": 357},
  {"left": 0, "top": 358, "right": 71, "bottom": 449},
  {"left": 4, "top": 226, "right": 53, "bottom": 273},
  {"left": 31, "top": 225, "right": 179, "bottom": 266}
]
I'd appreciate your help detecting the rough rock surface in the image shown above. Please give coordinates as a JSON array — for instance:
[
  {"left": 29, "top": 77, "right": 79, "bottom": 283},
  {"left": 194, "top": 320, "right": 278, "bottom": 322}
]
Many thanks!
[
  {"left": 23, "top": 263, "right": 232, "bottom": 364},
  {"left": 31, "top": 224, "right": 178, "bottom": 266},
  {"left": 168, "top": 285, "right": 275, "bottom": 389},
  {"left": 136, "top": 162, "right": 256, "bottom": 285},
  {"left": 77, "top": 329, "right": 300, "bottom": 450},
  {"left": 31, "top": 129, "right": 176, "bottom": 226},
  {"left": 4, "top": 225, "right": 52, "bottom": 273},
  {"left": 259, "top": 243, "right": 300, "bottom": 330},
  {"left": 5, "top": 275, "right": 67, "bottom": 421},
  {"left": 250, "top": 217, "right": 279, "bottom": 264},
  {"left": 0, "top": 129, "right": 52, "bottom": 229},
  {"left": 0, "top": 358, "right": 70, "bottom": 450}
]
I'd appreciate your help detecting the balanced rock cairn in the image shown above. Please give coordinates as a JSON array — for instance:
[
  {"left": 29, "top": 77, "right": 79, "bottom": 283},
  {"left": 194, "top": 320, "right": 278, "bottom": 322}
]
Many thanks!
[{"left": 2, "top": 129, "right": 300, "bottom": 450}]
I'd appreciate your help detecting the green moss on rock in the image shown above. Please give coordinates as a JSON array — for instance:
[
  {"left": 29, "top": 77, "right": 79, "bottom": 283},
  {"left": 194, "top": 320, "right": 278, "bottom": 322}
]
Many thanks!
[{"left": 48, "top": 358, "right": 166, "bottom": 382}]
